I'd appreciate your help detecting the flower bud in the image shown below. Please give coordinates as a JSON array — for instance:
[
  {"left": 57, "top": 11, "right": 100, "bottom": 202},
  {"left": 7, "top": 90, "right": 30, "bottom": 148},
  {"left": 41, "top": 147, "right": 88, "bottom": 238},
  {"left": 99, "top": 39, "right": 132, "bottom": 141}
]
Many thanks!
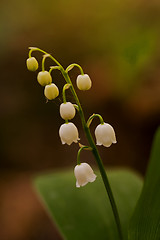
[
  {"left": 74, "top": 163, "right": 97, "bottom": 187},
  {"left": 95, "top": 123, "right": 117, "bottom": 147},
  {"left": 59, "top": 122, "right": 79, "bottom": 145},
  {"left": 44, "top": 83, "right": 59, "bottom": 100},
  {"left": 26, "top": 57, "right": 38, "bottom": 71},
  {"left": 60, "top": 102, "right": 76, "bottom": 120},
  {"left": 37, "top": 71, "right": 52, "bottom": 86},
  {"left": 76, "top": 74, "right": 92, "bottom": 90}
]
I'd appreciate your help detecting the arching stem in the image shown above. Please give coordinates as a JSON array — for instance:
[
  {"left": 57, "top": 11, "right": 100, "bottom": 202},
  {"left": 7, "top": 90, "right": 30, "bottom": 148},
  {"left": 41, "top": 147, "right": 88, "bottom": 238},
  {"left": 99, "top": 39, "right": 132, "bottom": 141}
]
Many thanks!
[{"left": 30, "top": 47, "right": 123, "bottom": 240}]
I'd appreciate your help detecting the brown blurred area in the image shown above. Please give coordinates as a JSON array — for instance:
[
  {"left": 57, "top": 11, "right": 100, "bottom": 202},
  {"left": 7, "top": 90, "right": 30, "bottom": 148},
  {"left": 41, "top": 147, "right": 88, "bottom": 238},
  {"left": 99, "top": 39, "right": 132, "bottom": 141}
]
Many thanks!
[{"left": 0, "top": 0, "right": 160, "bottom": 239}]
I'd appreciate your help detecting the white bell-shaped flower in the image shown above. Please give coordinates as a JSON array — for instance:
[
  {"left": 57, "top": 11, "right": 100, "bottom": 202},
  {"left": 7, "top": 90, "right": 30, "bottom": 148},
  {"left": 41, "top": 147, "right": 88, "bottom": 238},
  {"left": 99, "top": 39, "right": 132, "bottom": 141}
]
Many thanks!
[
  {"left": 59, "top": 122, "right": 80, "bottom": 145},
  {"left": 95, "top": 123, "right": 117, "bottom": 147},
  {"left": 76, "top": 74, "right": 92, "bottom": 90},
  {"left": 60, "top": 102, "right": 76, "bottom": 120},
  {"left": 74, "top": 163, "right": 97, "bottom": 187},
  {"left": 26, "top": 57, "right": 38, "bottom": 71},
  {"left": 37, "top": 71, "right": 52, "bottom": 86},
  {"left": 44, "top": 83, "right": 59, "bottom": 100}
]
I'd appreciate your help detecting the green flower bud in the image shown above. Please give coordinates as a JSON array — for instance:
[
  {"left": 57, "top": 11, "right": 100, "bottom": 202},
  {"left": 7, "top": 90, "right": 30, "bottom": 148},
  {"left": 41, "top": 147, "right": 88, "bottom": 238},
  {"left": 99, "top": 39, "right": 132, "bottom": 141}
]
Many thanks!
[
  {"left": 44, "top": 83, "right": 59, "bottom": 100},
  {"left": 37, "top": 71, "right": 52, "bottom": 86},
  {"left": 26, "top": 57, "right": 38, "bottom": 71}
]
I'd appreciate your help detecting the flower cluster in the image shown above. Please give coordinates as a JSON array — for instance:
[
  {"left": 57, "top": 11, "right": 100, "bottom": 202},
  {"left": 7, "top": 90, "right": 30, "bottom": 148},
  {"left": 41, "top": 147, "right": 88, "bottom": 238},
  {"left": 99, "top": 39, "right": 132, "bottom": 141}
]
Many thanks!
[{"left": 26, "top": 48, "right": 117, "bottom": 188}]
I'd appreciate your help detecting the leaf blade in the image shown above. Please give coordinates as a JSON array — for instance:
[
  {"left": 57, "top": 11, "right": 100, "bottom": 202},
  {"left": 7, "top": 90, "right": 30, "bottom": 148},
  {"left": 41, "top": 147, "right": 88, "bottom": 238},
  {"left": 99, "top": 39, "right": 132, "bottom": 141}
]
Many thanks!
[
  {"left": 34, "top": 169, "right": 142, "bottom": 240},
  {"left": 129, "top": 127, "right": 160, "bottom": 240}
]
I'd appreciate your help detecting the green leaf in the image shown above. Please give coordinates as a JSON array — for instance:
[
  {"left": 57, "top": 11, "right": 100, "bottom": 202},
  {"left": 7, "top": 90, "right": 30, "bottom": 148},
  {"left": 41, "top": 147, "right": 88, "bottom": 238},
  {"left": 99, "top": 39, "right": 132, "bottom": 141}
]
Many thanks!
[
  {"left": 129, "top": 127, "right": 160, "bottom": 240},
  {"left": 34, "top": 169, "right": 142, "bottom": 240}
]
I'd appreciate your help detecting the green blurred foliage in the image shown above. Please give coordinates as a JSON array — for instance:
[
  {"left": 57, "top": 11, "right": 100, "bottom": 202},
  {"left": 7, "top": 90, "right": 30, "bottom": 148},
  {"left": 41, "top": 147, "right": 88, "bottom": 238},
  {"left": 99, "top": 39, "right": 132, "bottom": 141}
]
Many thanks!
[{"left": 0, "top": 0, "right": 160, "bottom": 97}]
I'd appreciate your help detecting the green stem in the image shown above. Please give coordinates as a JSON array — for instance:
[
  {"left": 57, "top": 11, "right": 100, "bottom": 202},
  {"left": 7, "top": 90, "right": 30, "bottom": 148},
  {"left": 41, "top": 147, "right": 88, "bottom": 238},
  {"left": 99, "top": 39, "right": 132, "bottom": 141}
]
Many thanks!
[
  {"left": 62, "top": 71, "right": 123, "bottom": 240},
  {"left": 62, "top": 85, "right": 67, "bottom": 103},
  {"left": 41, "top": 56, "right": 45, "bottom": 71},
  {"left": 66, "top": 63, "right": 84, "bottom": 75},
  {"left": 87, "top": 113, "right": 104, "bottom": 127},
  {"left": 62, "top": 84, "right": 71, "bottom": 103},
  {"left": 29, "top": 51, "right": 32, "bottom": 58},
  {"left": 77, "top": 146, "right": 91, "bottom": 165},
  {"left": 49, "top": 66, "right": 61, "bottom": 74},
  {"left": 28, "top": 47, "right": 38, "bottom": 58},
  {"left": 31, "top": 48, "right": 123, "bottom": 240},
  {"left": 42, "top": 54, "right": 50, "bottom": 71},
  {"left": 30, "top": 48, "right": 61, "bottom": 67}
]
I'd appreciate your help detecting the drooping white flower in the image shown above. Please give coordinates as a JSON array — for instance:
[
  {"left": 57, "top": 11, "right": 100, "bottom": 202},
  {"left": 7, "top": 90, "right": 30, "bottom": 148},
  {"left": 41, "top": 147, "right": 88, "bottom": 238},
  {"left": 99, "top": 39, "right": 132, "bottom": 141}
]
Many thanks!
[
  {"left": 76, "top": 74, "right": 92, "bottom": 90},
  {"left": 74, "top": 163, "right": 97, "bottom": 187},
  {"left": 37, "top": 71, "right": 52, "bottom": 86},
  {"left": 95, "top": 123, "right": 117, "bottom": 147},
  {"left": 60, "top": 102, "right": 76, "bottom": 120},
  {"left": 26, "top": 57, "right": 38, "bottom": 71},
  {"left": 44, "top": 83, "right": 59, "bottom": 100},
  {"left": 59, "top": 122, "right": 79, "bottom": 145}
]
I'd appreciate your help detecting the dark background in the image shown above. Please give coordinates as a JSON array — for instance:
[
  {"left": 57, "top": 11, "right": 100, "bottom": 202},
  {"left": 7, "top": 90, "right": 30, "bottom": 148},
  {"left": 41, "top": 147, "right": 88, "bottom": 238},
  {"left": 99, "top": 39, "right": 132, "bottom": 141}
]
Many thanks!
[{"left": 0, "top": 0, "right": 160, "bottom": 239}]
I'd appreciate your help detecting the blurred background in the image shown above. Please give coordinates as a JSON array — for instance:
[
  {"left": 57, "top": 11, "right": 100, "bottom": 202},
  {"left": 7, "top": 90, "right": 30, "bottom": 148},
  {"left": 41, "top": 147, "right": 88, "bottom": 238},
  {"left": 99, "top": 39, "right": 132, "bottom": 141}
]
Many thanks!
[{"left": 0, "top": 0, "right": 160, "bottom": 239}]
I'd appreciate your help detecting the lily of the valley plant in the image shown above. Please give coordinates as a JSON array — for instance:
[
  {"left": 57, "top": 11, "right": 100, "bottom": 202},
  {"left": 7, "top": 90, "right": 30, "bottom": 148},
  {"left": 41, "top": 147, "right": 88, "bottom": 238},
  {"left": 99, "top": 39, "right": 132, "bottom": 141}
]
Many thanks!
[{"left": 26, "top": 47, "right": 123, "bottom": 240}]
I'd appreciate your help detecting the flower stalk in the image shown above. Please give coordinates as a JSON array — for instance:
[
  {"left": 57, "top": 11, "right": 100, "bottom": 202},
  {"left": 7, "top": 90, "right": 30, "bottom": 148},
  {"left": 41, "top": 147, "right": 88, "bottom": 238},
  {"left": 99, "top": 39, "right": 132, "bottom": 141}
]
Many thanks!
[
  {"left": 27, "top": 47, "right": 123, "bottom": 240},
  {"left": 87, "top": 113, "right": 104, "bottom": 127},
  {"left": 66, "top": 63, "right": 84, "bottom": 75},
  {"left": 77, "top": 146, "right": 92, "bottom": 165},
  {"left": 62, "top": 84, "right": 71, "bottom": 103}
]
